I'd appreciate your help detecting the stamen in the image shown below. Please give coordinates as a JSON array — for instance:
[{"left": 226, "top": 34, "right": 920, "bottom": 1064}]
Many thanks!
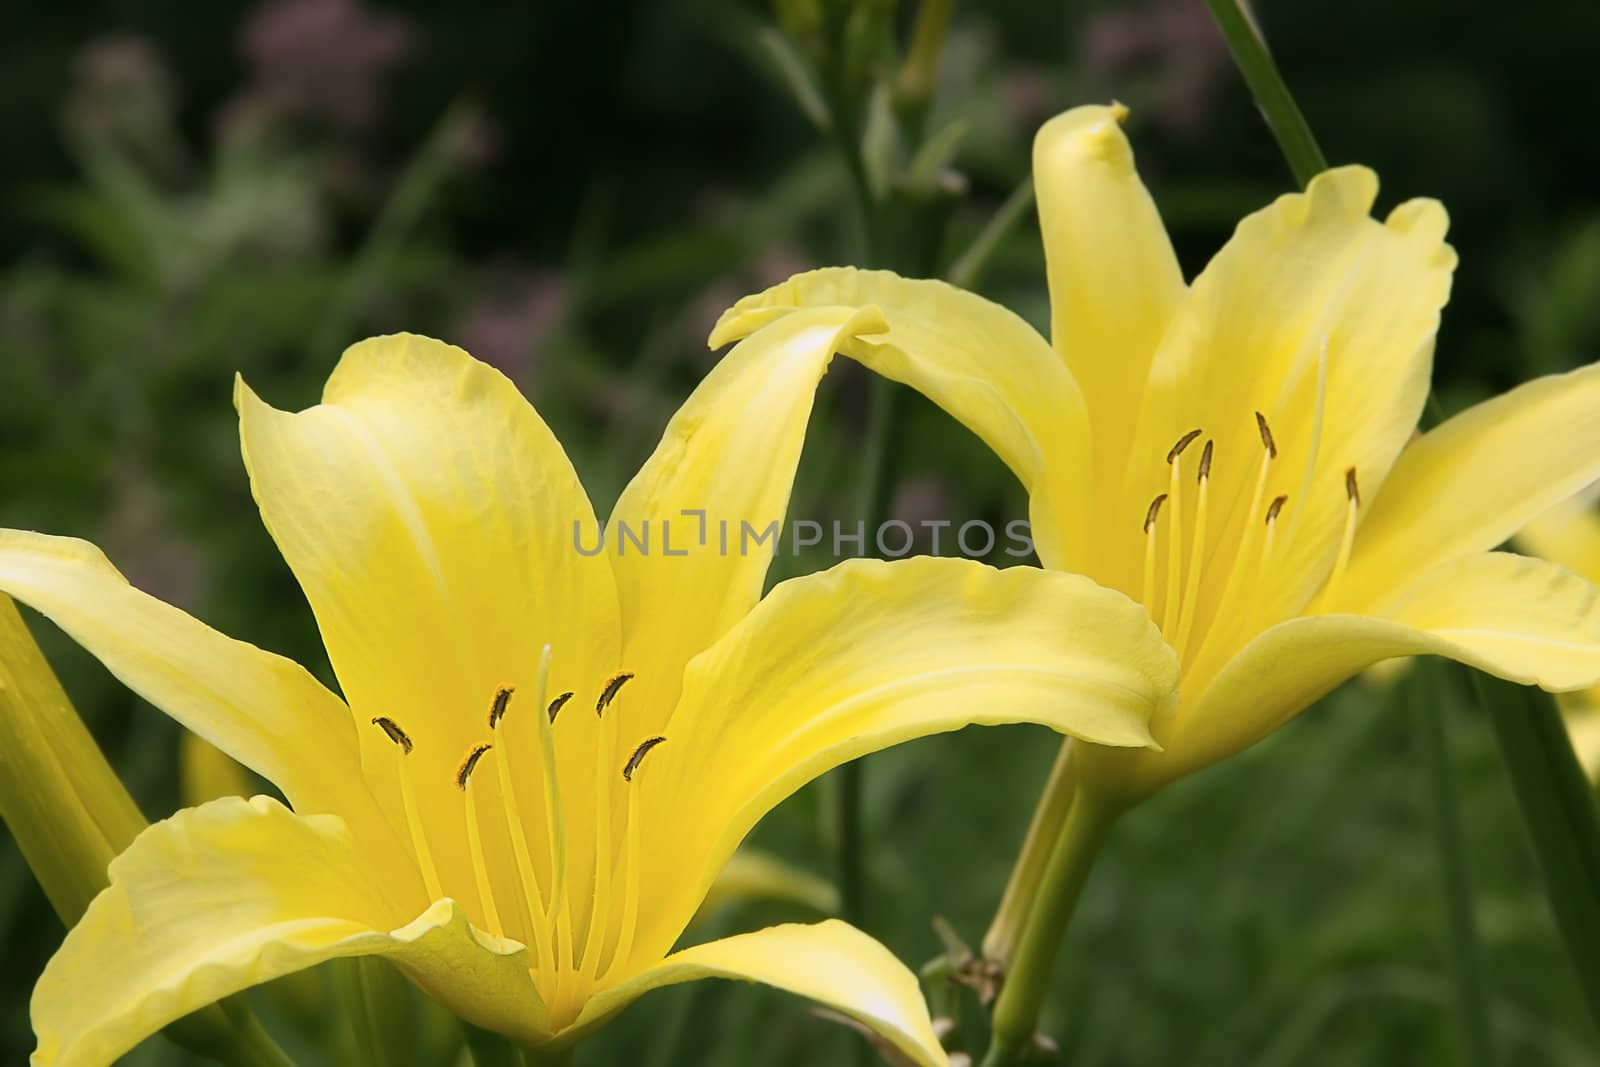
[
  {"left": 1173, "top": 441, "right": 1213, "bottom": 655},
  {"left": 490, "top": 666, "right": 555, "bottom": 975},
  {"left": 596, "top": 672, "right": 634, "bottom": 716},
  {"left": 1143, "top": 493, "right": 1168, "bottom": 534},
  {"left": 1255, "top": 411, "right": 1278, "bottom": 458},
  {"left": 605, "top": 783, "right": 645, "bottom": 982},
  {"left": 458, "top": 743, "right": 505, "bottom": 937},
  {"left": 547, "top": 691, "right": 574, "bottom": 723},
  {"left": 488, "top": 687, "right": 514, "bottom": 729},
  {"left": 1161, "top": 443, "right": 1188, "bottom": 635},
  {"left": 456, "top": 743, "right": 493, "bottom": 789},
  {"left": 1141, "top": 493, "right": 1166, "bottom": 611},
  {"left": 1326, "top": 467, "right": 1362, "bottom": 603},
  {"left": 371, "top": 717, "right": 443, "bottom": 903},
  {"left": 1186, "top": 414, "right": 1278, "bottom": 673},
  {"left": 623, "top": 736, "right": 667, "bottom": 781},
  {"left": 1166, "top": 428, "right": 1203, "bottom": 464},
  {"left": 578, "top": 697, "right": 619, "bottom": 981},
  {"left": 372, "top": 716, "right": 412, "bottom": 754},
  {"left": 529, "top": 649, "right": 572, "bottom": 972},
  {"left": 1259, "top": 494, "right": 1288, "bottom": 581}
]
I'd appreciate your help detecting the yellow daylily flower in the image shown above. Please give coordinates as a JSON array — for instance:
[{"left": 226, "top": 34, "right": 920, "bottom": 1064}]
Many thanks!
[
  {"left": 711, "top": 103, "right": 1600, "bottom": 803},
  {"left": 1518, "top": 495, "right": 1600, "bottom": 780},
  {"left": 0, "top": 324, "right": 1179, "bottom": 1066}
]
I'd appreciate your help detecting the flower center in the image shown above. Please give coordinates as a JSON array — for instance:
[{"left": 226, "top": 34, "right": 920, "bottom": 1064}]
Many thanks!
[
  {"left": 1135, "top": 412, "right": 1361, "bottom": 669},
  {"left": 369, "top": 652, "right": 665, "bottom": 1021}
]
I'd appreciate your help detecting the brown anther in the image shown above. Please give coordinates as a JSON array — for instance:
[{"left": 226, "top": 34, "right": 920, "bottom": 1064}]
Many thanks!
[
  {"left": 547, "top": 691, "right": 574, "bottom": 723},
  {"left": 371, "top": 716, "right": 413, "bottom": 755},
  {"left": 1265, "top": 494, "right": 1289, "bottom": 525},
  {"left": 1167, "top": 428, "right": 1203, "bottom": 464},
  {"left": 488, "top": 687, "right": 514, "bottom": 729},
  {"left": 623, "top": 736, "right": 667, "bottom": 781},
  {"left": 1143, "top": 493, "right": 1168, "bottom": 534},
  {"left": 455, "top": 743, "right": 493, "bottom": 789},
  {"left": 1197, "top": 440, "right": 1214, "bottom": 482},
  {"left": 596, "top": 671, "right": 635, "bottom": 716},
  {"left": 1255, "top": 411, "right": 1278, "bottom": 458},
  {"left": 1344, "top": 466, "right": 1360, "bottom": 506}
]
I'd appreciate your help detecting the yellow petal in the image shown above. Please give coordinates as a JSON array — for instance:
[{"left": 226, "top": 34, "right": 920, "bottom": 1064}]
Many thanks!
[
  {"left": 0, "top": 531, "right": 375, "bottom": 829},
  {"left": 1335, "top": 361, "right": 1600, "bottom": 611},
  {"left": 1120, "top": 168, "right": 1455, "bottom": 633},
  {"left": 1167, "top": 552, "right": 1600, "bottom": 786},
  {"left": 32, "top": 796, "right": 544, "bottom": 1067},
  {"left": 236, "top": 333, "right": 621, "bottom": 898},
  {"left": 628, "top": 556, "right": 1174, "bottom": 963},
  {"left": 1559, "top": 694, "right": 1600, "bottom": 781},
  {"left": 573, "top": 920, "right": 948, "bottom": 1067},
  {"left": 710, "top": 268, "right": 1090, "bottom": 568},
  {"left": 1518, "top": 494, "right": 1600, "bottom": 585},
  {"left": 1033, "top": 104, "right": 1184, "bottom": 494},
  {"left": 693, "top": 849, "right": 839, "bottom": 925},
  {"left": 0, "top": 595, "right": 146, "bottom": 925},
  {"left": 609, "top": 306, "right": 885, "bottom": 734},
  {"left": 180, "top": 733, "right": 255, "bottom": 806}
]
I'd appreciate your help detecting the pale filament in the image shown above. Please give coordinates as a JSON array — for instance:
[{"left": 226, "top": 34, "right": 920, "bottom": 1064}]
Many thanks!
[
  {"left": 373, "top": 720, "right": 446, "bottom": 903},
  {"left": 459, "top": 746, "right": 505, "bottom": 938},
  {"left": 1173, "top": 440, "right": 1214, "bottom": 658},
  {"left": 1161, "top": 430, "right": 1200, "bottom": 635},
  {"left": 1324, "top": 468, "right": 1362, "bottom": 603}
]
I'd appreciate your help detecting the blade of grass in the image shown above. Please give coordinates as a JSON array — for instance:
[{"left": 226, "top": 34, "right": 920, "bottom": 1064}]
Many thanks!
[
  {"left": 1203, "top": 0, "right": 1328, "bottom": 186},
  {"left": 1472, "top": 672, "right": 1600, "bottom": 1029}
]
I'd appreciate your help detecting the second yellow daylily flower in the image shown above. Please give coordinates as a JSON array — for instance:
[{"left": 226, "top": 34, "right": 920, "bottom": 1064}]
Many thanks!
[
  {"left": 0, "top": 321, "right": 1177, "bottom": 1066},
  {"left": 712, "top": 103, "right": 1600, "bottom": 802},
  {"left": 1518, "top": 494, "right": 1600, "bottom": 780}
]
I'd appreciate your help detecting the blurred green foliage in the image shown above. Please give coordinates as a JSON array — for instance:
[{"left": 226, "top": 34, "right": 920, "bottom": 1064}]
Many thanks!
[{"left": 2, "top": 0, "right": 1599, "bottom": 1063}]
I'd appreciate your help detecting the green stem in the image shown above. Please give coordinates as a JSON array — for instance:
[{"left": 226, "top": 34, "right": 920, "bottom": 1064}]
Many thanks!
[
  {"left": 980, "top": 739, "right": 1075, "bottom": 965},
  {"left": 1203, "top": 0, "right": 1328, "bottom": 186},
  {"left": 334, "top": 957, "right": 415, "bottom": 1067},
  {"left": 1473, "top": 672, "right": 1600, "bottom": 1028},
  {"left": 981, "top": 790, "right": 1117, "bottom": 1067},
  {"left": 1412, "top": 666, "right": 1496, "bottom": 1067},
  {"left": 946, "top": 176, "right": 1034, "bottom": 292}
]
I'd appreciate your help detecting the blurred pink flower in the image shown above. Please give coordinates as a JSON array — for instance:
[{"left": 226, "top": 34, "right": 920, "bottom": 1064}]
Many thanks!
[
  {"left": 456, "top": 270, "right": 570, "bottom": 381},
  {"left": 233, "top": 0, "right": 414, "bottom": 132},
  {"left": 1082, "top": 0, "right": 1231, "bottom": 136}
]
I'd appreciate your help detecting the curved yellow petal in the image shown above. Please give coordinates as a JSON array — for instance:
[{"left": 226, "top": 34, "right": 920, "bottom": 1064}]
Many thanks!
[
  {"left": 1518, "top": 494, "right": 1600, "bottom": 585},
  {"left": 1034, "top": 104, "right": 1184, "bottom": 492},
  {"left": 32, "top": 796, "right": 543, "bottom": 1067},
  {"left": 693, "top": 849, "right": 839, "bottom": 925},
  {"left": 573, "top": 920, "right": 948, "bottom": 1067},
  {"left": 609, "top": 305, "right": 885, "bottom": 734},
  {"left": 1167, "top": 552, "right": 1600, "bottom": 787},
  {"left": 628, "top": 556, "right": 1174, "bottom": 963},
  {"left": 1560, "top": 695, "right": 1600, "bottom": 781},
  {"left": 237, "top": 333, "right": 621, "bottom": 898},
  {"left": 710, "top": 268, "right": 1090, "bottom": 568},
  {"left": 1120, "top": 168, "right": 1455, "bottom": 635},
  {"left": 0, "top": 531, "right": 374, "bottom": 828},
  {"left": 1335, "top": 361, "right": 1600, "bottom": 611}
]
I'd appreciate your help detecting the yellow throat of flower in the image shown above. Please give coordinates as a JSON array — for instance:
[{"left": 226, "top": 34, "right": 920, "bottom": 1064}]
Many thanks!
[{"left": 368, "top": 647, "right": 661, "bottom": 1028}]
